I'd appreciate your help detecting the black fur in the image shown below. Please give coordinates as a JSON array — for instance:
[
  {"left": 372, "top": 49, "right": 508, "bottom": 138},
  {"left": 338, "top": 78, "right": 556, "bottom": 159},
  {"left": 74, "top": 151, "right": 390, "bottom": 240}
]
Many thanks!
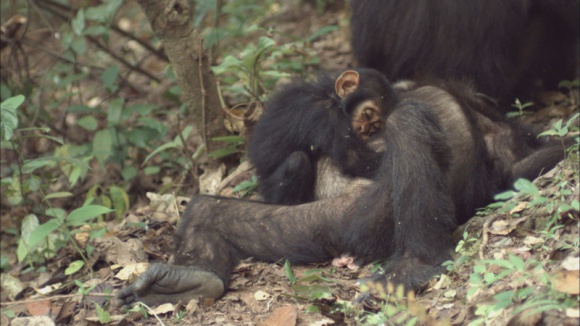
[
  {"left": 351, "top": 0, "right": 580, "bottom": 103},
  {"left": 248, "top": 68, "right": 397, "bottom": 204},
  {"left": 117, "top": 70, "right": 570, "bottom": 307}
]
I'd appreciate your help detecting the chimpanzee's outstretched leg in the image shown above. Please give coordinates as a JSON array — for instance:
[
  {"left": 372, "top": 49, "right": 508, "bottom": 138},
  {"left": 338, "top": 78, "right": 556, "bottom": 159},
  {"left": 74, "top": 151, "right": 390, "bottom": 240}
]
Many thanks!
[{"left": 116, "top": 192, "right": 365, "bottom": 306}]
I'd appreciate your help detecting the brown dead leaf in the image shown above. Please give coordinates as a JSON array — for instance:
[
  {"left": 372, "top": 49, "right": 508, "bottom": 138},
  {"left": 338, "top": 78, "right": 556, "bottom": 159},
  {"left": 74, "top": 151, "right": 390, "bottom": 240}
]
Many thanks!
[
  {"left": 54, "top": 301, "right": 76, "bottom": 324},
  {"left": 490, "top": 217, "right": 526, "bottom": 235},
  {"left": 551, "top": 270, "right": 580, "bottom": 294},
  {"left": 254, "top": 290, "right": 271, "bottom": 301},
  {"left": 115, "top": 262, "right": 150, "bottom": 281},
  {"left": 522, "top": 236, "right": 543, "bottom": 246},
  {"left": 507, "top": 309, "right": 542, "bottom": 326},
  {"left": 199, "top": 164, "right": 226, "bottom": 195},
  {"left": 257, "top": 305, "right": 297, "bottom": 326},
  {"left": 149, "top": 303, "right": 174, "bottom": 315},
  {"left": 509, "top": 202, "right": 528, "bottom": 215},
  {"left": 25, "top": 299, "right": 52, "bottom": 316}
]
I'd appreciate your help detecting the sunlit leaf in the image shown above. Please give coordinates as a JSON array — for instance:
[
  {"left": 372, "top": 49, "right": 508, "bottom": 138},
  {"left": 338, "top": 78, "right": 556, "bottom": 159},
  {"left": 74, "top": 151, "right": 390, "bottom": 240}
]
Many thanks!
[
  {"left": 65, "top": 260, "right": 84, "bottom": 275},
  {"left": 66, "top": 205, "right": 113, "bottom": 226}
]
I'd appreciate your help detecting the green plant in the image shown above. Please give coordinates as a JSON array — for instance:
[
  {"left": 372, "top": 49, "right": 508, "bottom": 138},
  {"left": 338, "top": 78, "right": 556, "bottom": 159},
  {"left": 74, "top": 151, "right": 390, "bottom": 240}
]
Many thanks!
[
  {"left": 232, "top": 175, "right": 258, "bottom": 198},
  {"left": 538, "top": 113, "right": 580, "bottom": 154},
  {"left": 17, "top": 205, "right": 112, "bottom": 270},
  {"left": 212, "top": 27, "right": 320, "bottom": 102},
  {"left": 506, "top": 98, "right": 534, "bottom": 119},
  {"left": 208, "top": 135, "right": 246, "bottom": 159},
  {"left": 355, "top": 284, "right": 431, "bottom": 326},
  {"left": 467, "top": 256, "right": 576, "bottom": 325}
]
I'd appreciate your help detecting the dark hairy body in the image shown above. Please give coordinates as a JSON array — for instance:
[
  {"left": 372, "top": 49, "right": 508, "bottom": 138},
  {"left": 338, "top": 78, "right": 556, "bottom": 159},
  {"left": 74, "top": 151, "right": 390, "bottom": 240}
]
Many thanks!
[
  {"left": 116, "top": 69, "right": 569, "bottom": 307},
  {"left": 351, "top": 0, "right": 579, "bottom": 103}
]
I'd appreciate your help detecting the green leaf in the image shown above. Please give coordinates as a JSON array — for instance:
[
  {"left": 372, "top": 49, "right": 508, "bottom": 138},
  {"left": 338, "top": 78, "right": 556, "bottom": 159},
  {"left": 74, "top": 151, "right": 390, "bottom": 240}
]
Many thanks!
[
  {"left": 509, "top": 255, "right": 525, "bottom": 271},
  {"left": 513, "top": 179, "right": 539, "bottom": 195},
  {"left": 65, "top": 260, "right": 84, "bottom": 275},
  {"left": 95, "top": 303, "right": 112, "bottom": 323},
  {"left": 44, "top": 192, "right": 73, "bottom": 201},
  {"left": 83, "top": 25, "right": 108, "bottom": 36},
  {"left": 173, "top": 125, "right": 193, "bottom": 145},
  {"left": 17, "top": 239, "right": 27, "bottom": 263},
  {"left": 212, "top": 55, "right": 241, "bottom": 75},
  {"left": 102, "top": 66, "right": 119, "bottom": 92},
  {"left": 107, "top": 98, "right": 124, "bottom": 126},
  {"left": 493, "top": 290, "right": 515, "bottom": 302},
  {"left": 257, "top": 36, "right": 276, "bottom": 50},
  {"left": 72, "top": 9, "right": 85, "bottom": 35},
  {"left": 284, "top": 260, "right": 297, "bottom": 284},
  {"left": 494, "top": 190, "right": 516, "bottom": 201},
  {"left": 0, "top": 95, "right": 24, "bottom": 141},
  {"left": 144, "top": 166, "right": 160, "bottom": 175},
  {"left": 71, "top": 36, "right": 87, "bottom": 55},
  {"left": 66, "top": 205, "right": 113, "bottom": 226},
  {"left": 21, "top": 214, "right": 39, "bottom": 245},
  {"left": 292, "top": 284, "right": 332, "bottom": 299},
  {"left": 28, "top": 219, "right": 60, "bottom": 248},
  {"left": 125, "top": 103, "right": 159, "bottom": 116},
  {"left": 208, "top": 147, "right": 240, "bottom": 159},
  {"left": 109, "top": 185, "right": 129, "bottom": 219},
  {"left": 121, "top": 166, "right": 137, "bottom": 181},
  {"left": 143, "top": 141, "right": 180, "bottom": 165},
  {"left": 45, "top": 208, "right": 66, "bottom": 221},
  {"left": 93, "top": 129, "right": 112, "bottom": 166},
  {"left": 21, "top": 158, "right": 52, "bottom": 173},
  {"left": 77, "top": 116, "right": 98, "bottom": 131}
]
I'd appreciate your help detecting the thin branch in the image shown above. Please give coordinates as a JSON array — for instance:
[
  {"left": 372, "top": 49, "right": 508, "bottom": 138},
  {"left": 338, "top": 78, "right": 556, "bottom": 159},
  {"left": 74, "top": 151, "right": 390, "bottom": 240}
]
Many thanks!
[{"left": 34, "top": 0, "right": 161, "bottom": 83}]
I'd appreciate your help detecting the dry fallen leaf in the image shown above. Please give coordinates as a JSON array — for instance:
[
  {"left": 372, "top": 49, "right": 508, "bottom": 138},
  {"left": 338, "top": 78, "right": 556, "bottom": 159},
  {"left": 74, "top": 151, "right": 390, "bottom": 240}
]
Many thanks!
[
  {"left": 115, "top": 262, "right": 150, "bottom": 281},
  {"left": 566, "top": 308, "right": 580, "bottom": 318},
  {"left": 522, "top": 236, "right": 543, "bottom": 246},
  {"left": 257, "top": 305, "right": 297, "bottom": 326},
  {"left": 551, "top": 270, "right": 580, "bottom": 294},
  {"left": 25, "top": 299, "right": 52, "bottom": 316},
  {"left": 490, "top": 217, "right": 526, "bottom": 235},
  {"left": 254, "top": 290, "right": 271, "bottom": 301},
  {"left": 510, "top": 201, "right": 528, "bottom": 215},
  {"left": 149, "top": 303, "right": 174, "bottom": 315}
]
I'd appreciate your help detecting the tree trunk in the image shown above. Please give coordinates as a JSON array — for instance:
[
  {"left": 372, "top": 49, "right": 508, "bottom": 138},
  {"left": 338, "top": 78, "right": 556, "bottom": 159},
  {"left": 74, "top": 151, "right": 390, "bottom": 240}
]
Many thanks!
[{"left": 136, "top": 0, "right": 223, "bottom": 145}]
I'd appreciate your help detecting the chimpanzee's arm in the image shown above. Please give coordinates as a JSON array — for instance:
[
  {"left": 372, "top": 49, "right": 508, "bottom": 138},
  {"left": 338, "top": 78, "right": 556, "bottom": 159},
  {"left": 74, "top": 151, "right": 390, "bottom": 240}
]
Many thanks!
[{"left": 344, "top": 100, "right": 458, "bottom": 293}]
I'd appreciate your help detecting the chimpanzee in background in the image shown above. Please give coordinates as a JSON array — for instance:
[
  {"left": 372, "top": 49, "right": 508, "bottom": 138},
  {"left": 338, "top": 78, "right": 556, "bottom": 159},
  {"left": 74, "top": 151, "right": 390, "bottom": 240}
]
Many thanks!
[
  {"left": 116, "top": 69, "right": 570, "bottom": 307},
  {"left": 351, "top": 0, "right": 580, "bottom": 103}
]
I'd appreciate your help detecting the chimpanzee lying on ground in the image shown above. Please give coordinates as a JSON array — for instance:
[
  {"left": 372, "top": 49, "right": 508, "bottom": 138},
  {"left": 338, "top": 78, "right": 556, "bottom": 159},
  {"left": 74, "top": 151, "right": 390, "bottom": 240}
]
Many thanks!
[{"left": 116, "top": 68, "right": 569, "bottom": 307}]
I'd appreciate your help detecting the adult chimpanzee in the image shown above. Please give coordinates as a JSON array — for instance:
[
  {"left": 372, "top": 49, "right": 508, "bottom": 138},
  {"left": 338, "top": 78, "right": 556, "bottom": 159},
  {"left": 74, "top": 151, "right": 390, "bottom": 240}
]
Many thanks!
[
  {"left": 351, "top": 0, "right": 580, "bottom": 103},
  {"left": 116, "top": 69, "right": 569, "bottom": 307}
]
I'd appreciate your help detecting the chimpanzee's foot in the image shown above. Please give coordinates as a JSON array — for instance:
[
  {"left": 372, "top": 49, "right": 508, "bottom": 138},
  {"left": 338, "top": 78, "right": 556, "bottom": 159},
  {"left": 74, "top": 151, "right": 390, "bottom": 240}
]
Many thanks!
[
  {"left": 352, "top": 105, "right": 384, "bottom": 140},
  {"left": 115, "top": 264, "right": 224, "bottom": 307}
]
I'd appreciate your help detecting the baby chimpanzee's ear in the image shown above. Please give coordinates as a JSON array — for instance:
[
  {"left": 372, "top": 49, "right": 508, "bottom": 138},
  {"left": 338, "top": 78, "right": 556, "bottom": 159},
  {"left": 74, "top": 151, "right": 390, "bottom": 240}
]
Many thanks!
[{"left": 335, "top": 70, "right": 360, "bottom": 98}]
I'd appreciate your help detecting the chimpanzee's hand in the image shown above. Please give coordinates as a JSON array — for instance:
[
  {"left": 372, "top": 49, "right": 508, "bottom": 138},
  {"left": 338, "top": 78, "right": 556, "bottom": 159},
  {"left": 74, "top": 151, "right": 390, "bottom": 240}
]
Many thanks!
[{"left": 115, "top": 264, "right": 224, "bottom": 307}]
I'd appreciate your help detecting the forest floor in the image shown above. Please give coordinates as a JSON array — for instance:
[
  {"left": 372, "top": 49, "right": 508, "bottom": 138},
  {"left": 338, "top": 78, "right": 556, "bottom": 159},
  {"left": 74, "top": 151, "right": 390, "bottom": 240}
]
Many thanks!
[{"left": 1, "top": 2, "right": 579, "bottom": 326}]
